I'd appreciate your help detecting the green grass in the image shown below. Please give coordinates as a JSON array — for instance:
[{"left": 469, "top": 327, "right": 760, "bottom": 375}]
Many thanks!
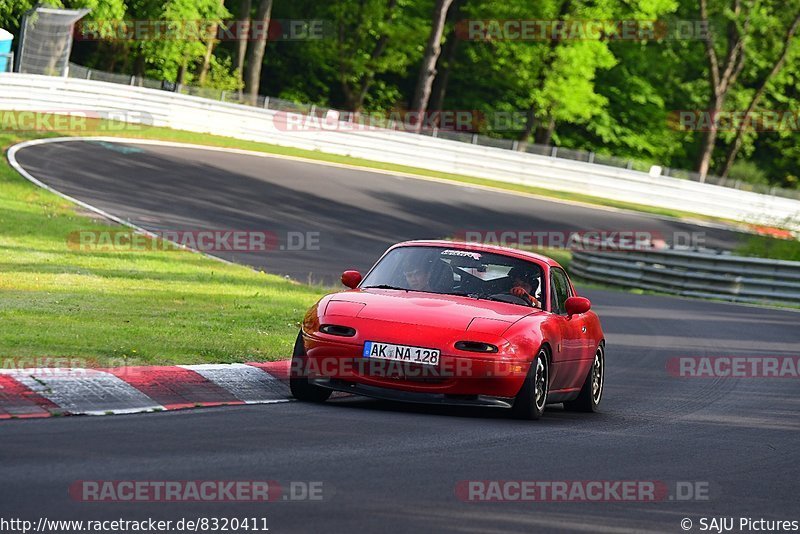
[
  {"left": 1, "top": 127, "right": 328, "bottom": 366},
  {"left": 736, "top": 234, "right": 800, "bottom": 262},
  {"left": 531, "top": 247, "right": 572, "bottom": 271}
]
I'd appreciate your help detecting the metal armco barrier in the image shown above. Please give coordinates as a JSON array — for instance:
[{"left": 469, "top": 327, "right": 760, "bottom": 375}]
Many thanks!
[
  {"left": 570, "top": 246, "right": 800, "bottom": 306},
  {"left": 1, "top": 73, "right": 799, "bottom": 229}
]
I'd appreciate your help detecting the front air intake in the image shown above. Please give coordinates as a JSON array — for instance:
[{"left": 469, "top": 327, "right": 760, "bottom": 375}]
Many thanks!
[
  {"left": 455, "top": 341, "right": 499, "bottom": 353},
  {"left": 320, "top": 324, "right": 357, "bottom": 337}
]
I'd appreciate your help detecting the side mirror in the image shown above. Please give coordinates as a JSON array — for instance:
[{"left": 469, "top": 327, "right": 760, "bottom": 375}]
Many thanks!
[
  {"left": 341, "top": 270, "right": 362, "bottom": 289},
  {"left": 565, "top": 296, "right": 591, "bottom": 317}
]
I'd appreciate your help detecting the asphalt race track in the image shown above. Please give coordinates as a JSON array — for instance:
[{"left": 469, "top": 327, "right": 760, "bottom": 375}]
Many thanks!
[
  {"left": 13, "top": 140, "right": 748, "bottom": 285},
  {"left": 3, "top": 139, "right": 799, "bottom": 533}
]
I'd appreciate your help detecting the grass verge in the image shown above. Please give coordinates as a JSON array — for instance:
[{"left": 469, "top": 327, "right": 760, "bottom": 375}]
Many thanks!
[
  {"left": 1, "top": 127, "right": 328, "bottom": 366},
  {"left": 735, "top": 234, "right": 800, "bottom": 261}
]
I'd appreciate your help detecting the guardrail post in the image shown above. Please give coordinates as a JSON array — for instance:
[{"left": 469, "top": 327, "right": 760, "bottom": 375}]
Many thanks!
[
  {"left": 550, "top": 146, "right": 558, "bottom": 158},
  {"left": 588, "top": 152, "right": 595, "bottom": 163},
  {"left": 220, "top": 90, "right": 226, "bottom": 101},
  {"left": 432, "top": 127, "right": 438, "bottom": 138},
  {"left": 130, "top": 75, "right": 135, "bottom": 86},
  {"left": 85, "top": 68, "right": 91, "bottom": 80},
  {"left": 471, "top": 134, "right": 478, "bottom": 144},
  {"left": 263, "top": 96, "right": 270, "bottom": 109},
  {"left": 626, "top": 160, "right": 633, "bottom": 170}
]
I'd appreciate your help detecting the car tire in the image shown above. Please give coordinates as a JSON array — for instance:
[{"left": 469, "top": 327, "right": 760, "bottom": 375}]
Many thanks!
[
  {"left": 511, "top": 348, "right": 549, "bottom": 420},
  {"left": 289, "top": 331, "right": 332, "bottom": 403},
  {"left": 564, "top": 343, "right": 604, "bottom": 412}
]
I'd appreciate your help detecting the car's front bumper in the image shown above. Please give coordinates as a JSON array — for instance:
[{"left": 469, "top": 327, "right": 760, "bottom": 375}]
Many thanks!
[
  {"left": 300, "top": 335, "right": 530, "bottom": 398},
  {"left": 310, "top": 377, "right": 515, "bottom": 408}
]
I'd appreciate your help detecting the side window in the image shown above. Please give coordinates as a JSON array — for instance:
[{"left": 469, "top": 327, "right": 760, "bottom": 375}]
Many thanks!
[{"left": 549, "top": 268, "right": 572, "bottom": 315}]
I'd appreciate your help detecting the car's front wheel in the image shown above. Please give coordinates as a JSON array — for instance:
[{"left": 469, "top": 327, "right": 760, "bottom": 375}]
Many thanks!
[
  {"left": 289, "top": 331, "right": 332, "bottom": 403},
  {"left": 511, "top": 348, "right": 549, "bottom": 420},
  {"left": 564, "top": 342, "right": 604, "bottom": 412}
]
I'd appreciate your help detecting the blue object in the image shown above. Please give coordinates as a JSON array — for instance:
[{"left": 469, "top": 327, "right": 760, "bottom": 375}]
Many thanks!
[{"left": 0, "top": 28, "right": 13, "bottom": 73}]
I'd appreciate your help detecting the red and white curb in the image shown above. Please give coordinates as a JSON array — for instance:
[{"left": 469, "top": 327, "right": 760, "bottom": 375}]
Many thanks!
[{"left": 0, "top": 361, "right": 291, "bottom": 419}]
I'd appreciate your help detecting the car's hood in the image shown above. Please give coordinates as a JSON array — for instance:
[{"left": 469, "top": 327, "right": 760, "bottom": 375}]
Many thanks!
[{"left": 324, "top": 289, "right": 539, "bottom": 335}]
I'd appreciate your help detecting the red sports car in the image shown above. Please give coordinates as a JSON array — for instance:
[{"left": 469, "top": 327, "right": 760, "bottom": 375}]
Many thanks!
[{"left": 290, "top": 240, "right": 605, "bottom": 419}]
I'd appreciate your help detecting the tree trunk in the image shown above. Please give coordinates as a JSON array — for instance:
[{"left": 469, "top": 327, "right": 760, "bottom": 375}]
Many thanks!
[
  {"left": 133, "top": 48, "right": 145, "bottom": 78},
  {"left": 535, "top": 117, "right": 556, "bottom": 146},
  {"left": 198, "top": 36, "right": 217, "bottom": 85},
  {"left": 720, "top": 12, "right": 800, "bottom": 178},
  {"left": 176, "top": 61, "right": 187, "bottom": 86},
  {"left": 339, "top": 0, "right": 398, "bottom": 112},
  {"left": 410, "top": 0, "right": 454, "bottom": 132},
  {"left": 516, "top": 107, "right": 538, "bottom": 151},
  {"left": 427, "top": 0, "right": 463, "bottom": 119},
  {"left": 695, "top": 0, "right": 750, "bottom": 181},
  {"left": 236, "top": 0, "right": 251, "bottom": 92},
  {"left": 696, "top": 98, "right": 721, "bottom": 181},
  {"left": 245, "top": 0, "right": 273, "bottom": 104},
  {"left": 518, "top": 0, "right": 572, "bottom": 148},
  {"left": 104, "top": 42, "right": 118, "bottom": 71}
]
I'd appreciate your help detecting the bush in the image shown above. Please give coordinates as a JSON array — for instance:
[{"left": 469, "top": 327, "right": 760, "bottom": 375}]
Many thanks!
[{"left": 728, "top": 160, "right": 770, "bottom": 186}]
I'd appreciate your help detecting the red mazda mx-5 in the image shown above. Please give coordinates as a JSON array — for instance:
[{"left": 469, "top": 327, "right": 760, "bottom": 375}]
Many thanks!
[{"left": 290, "top": 240, "right": 605, "bottom": 419}]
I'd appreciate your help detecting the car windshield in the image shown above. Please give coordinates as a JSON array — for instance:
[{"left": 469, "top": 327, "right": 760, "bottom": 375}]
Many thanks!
[{"left": 360, "top": 246, "right": 544, "bottom": 305}]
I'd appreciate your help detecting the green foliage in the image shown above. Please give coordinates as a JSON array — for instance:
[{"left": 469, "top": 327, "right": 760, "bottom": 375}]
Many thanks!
[
  {"left": 728, "top": 160, "right": 769, "bottom": 185},
  {"left": 0, "top": 0, "right": 798, "bottom": 187},
  {"left": 68, "top": 0, "right": 126, "bottom": 23},
  {"left": 201, "top": 54, "right": 243, "bottom": 90},
  {"left": 0, "top": 0, "right": 43, "bottom": 34},
  {"left": 133, "top": 0, "right": 230, "bottom": 83}
]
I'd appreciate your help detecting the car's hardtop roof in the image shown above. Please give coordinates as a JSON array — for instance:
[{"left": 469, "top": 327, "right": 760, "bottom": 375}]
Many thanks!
[{"left": 389, "top": 240, "right": 563, "bottom": 270}]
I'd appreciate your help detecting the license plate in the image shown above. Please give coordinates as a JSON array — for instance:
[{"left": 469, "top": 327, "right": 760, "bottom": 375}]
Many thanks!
[{"left": 363, "top": 341, "right": 440, "bottom": 366}]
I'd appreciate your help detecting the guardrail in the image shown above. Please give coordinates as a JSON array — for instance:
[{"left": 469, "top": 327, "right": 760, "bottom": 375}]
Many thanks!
[
  {"left": 63, "top": 63, "right": 800, "bottom": 200},
  {"left": 571, "top": 246, "right": 800, "bottom": 306},
  {"left": 1, "top": 72, "right": 799, "bottom": 229}
]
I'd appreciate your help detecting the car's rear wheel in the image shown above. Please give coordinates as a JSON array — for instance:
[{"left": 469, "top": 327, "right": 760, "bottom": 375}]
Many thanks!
[
  {"left": 564, "top": 343, "right": 604, "bottom": 412},
  {"left": 511, "top": 348, "right": 549, "bottom": 420},
  {"left": 289, "top": 331, "right": 332, "bottom": 403}
]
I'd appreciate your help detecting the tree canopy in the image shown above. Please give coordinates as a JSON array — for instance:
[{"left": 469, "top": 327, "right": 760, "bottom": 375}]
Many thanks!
[{"left": 3, "top": 0, "right": 799, "bottom": 188}]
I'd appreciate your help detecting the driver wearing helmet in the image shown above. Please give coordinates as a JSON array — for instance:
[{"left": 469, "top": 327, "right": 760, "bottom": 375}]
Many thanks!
[{"left": 508, "top": 266, "right": 541, "bottom": 308}]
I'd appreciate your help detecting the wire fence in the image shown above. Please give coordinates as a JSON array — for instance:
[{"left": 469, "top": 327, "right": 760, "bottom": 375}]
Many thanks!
[
  {"left": 64, "top": 62, "right": 800, "bottom": 201},
  {"left": 17, "top": 7, "right": 90, "bottom": 76}
]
